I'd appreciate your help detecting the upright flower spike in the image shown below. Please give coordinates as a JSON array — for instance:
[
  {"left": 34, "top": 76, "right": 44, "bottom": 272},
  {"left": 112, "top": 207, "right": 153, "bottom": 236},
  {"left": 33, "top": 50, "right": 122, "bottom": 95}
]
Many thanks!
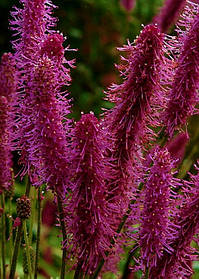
[
  {"left": 155, "top": 0, "right": 186, "bottom": 33},
  {"left": 10, "top": 0, "right": 56, "bottom": 66},
  {"left": 9, "top": 0, "right": 56, "bottom": 175},
  {"left": 149, "top": 170, "right": 199, "bottom": 279},
  {"left": 24, "top": 56, "right": 70, "bottom": 195},
  {"left": 139, "top": 146, "right": 178, "bottom": 270},
  {"left": 66, "top": 113, "right": 114, "bottom": 274},
  {"left": 104, "top": 24, "right": 165, "bottom": 214},
  {"left": 0, "top": 53, "right": 17, "bottom": 192},
  {"left": 163, "top": 3, "right": 199, "bottom": 137},
  {"left": 17, "top": 32, "right": 74, "bottom": 177},
  {"left": 10, "top": 0, "right": 75, "bottom": 178}
]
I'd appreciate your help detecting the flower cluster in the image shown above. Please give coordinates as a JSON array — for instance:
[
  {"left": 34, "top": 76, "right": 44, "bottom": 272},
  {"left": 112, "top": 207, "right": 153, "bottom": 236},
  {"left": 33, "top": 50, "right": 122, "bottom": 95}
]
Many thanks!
[{"left": 3, "top": 0, "right": 199, "bottom": 278}]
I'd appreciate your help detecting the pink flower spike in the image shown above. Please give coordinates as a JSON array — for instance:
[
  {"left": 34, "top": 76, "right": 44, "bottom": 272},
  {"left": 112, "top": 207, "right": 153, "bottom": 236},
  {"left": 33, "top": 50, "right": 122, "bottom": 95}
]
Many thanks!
[
  {"left": 10, "top": 0, "right": 57, "bottom": 66},
  {"left": 65, "top": 113, "right": 115, "bottom": 274},
  {"left": 163, "top": 3, "right": 199, "bottom": 136},
  {"left": 0, "top": 53, "right": 17, "bottom": 192},
  {"left": 103, "top": 24, "right": 165, "bottom": 216},
  {"left": 149, "top": 169, "right": 199, "bottom": 278},
  {"left": 24, "top": 57, "right": 71, "bottom": 195},
  {"left": 139, "top": 146, "right": 178, "bottom": 270}
]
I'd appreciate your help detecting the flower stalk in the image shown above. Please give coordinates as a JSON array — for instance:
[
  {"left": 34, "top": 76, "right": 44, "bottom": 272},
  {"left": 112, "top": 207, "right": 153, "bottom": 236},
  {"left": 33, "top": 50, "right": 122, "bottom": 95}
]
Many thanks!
[
  {"left": 1, "top": 193, "right": 6, "bottom": 279},
  {"left": 34, "top": 187, "right": 42, "bottom": 279}
]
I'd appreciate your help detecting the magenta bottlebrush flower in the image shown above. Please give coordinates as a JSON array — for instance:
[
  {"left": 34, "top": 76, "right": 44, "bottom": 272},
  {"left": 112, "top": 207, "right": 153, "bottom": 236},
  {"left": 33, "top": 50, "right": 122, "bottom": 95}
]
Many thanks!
[
  {"left": 10, "top": 0, "right": 75, "bottom": 180},
  {"left": 139, "top": 146, "right": 178, "bottom": 270},
  {"left": 163, "top": 3, "right": 199, "bottom": 136},
  {"left": 155, "top": 0, "right": 186, "bottom": 33},
  {"left": 104, "top": 24, "right": 165, "bottom": 213},
  {"left": 149, "top": 170, "right": 199, "bottom": 278},
  {"left": 23, "top": 57, "right": 70, "bottom": 195},
  {"left": 120, "top": 0, "right": 135, "bottom": 11},
  {"left": 0, "top": 53, "right": 17, "bottom": 192},
  {"left": 65, "top": 113, "right": 114, "bottom": 274},
  {"left": 9, "top": 0, "right": 56, "bottom": 173},
  {"left": 17, "top": 32, "right": 74, "bottom": 177}
]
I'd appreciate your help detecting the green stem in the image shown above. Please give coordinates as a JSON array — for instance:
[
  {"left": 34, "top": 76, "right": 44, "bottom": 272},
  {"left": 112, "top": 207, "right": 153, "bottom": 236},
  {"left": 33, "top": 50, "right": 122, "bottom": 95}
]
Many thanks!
[
  {"left": 34, "top": 188, "right": 42, "bottom": 279},
  {"left": 8, "top": 198, "right": 13, "bottom": 266},
  {"left": 9, "top": 224, "right": 23, "bottom": 279},
  {"left": 29, "top": 188, "right": 36, "bottom": 245},
  {"left": 1, "top": 194, "right": 6, "bottom": 279},
  {"left": 57, "top": 195, "right": 67, "bottom": 279},
  {"left": 23, "top": 221, "right": 32, "bottom": 279},
  {"left": 25, "top": 177, "right": 31, "bottom": 197},
  {"left": 121, "top": 244, "right": 139, "bottom": 279}
]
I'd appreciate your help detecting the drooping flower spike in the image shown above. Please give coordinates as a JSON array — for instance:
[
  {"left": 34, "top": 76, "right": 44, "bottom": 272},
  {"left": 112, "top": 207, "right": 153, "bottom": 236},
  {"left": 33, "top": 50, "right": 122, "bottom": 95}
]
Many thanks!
[
  {"left": 0, "top": 53, "right": 17, "bottom": 193},
  {"left": 163, "top": 2, "right": 199, "bottom": 137},
  {"left": 103, "top": 24, "right": 166, "bottom": 215},
  {"left": 65, "top": 113, "right": 115, "bottom": 274}
]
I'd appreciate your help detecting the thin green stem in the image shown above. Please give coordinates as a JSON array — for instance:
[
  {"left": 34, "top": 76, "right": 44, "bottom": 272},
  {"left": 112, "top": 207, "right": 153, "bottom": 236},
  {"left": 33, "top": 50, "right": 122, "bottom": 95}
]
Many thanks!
[
  {"left": 23, "top": 221, "right": 32, "bottom": 279},
  {"left": 34, "top": 188, "right": 42, "bottom": 279},
  {"left": 29, "top": 187, "right": 36, "bottom": 245},
  {"left": 25, "top": 177, "right": 31, "bottom": 197},
  {"left": 9, "top": 179, "right": 31, "bottom": 279},
  {"left": 121, "top": 244, "right": 139, "bottom": 279},
  {"left": 8, "top": 198, "right": 13, "bottom": 266},
  {"left": 1, "top": 193, "right": 6, "bottom": 279},
  {"left": 9, "top": 224, "right": 23, "bottom": 279},
  {"left": 57, "top": 195, "right": 67, "bottom": 279}
]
